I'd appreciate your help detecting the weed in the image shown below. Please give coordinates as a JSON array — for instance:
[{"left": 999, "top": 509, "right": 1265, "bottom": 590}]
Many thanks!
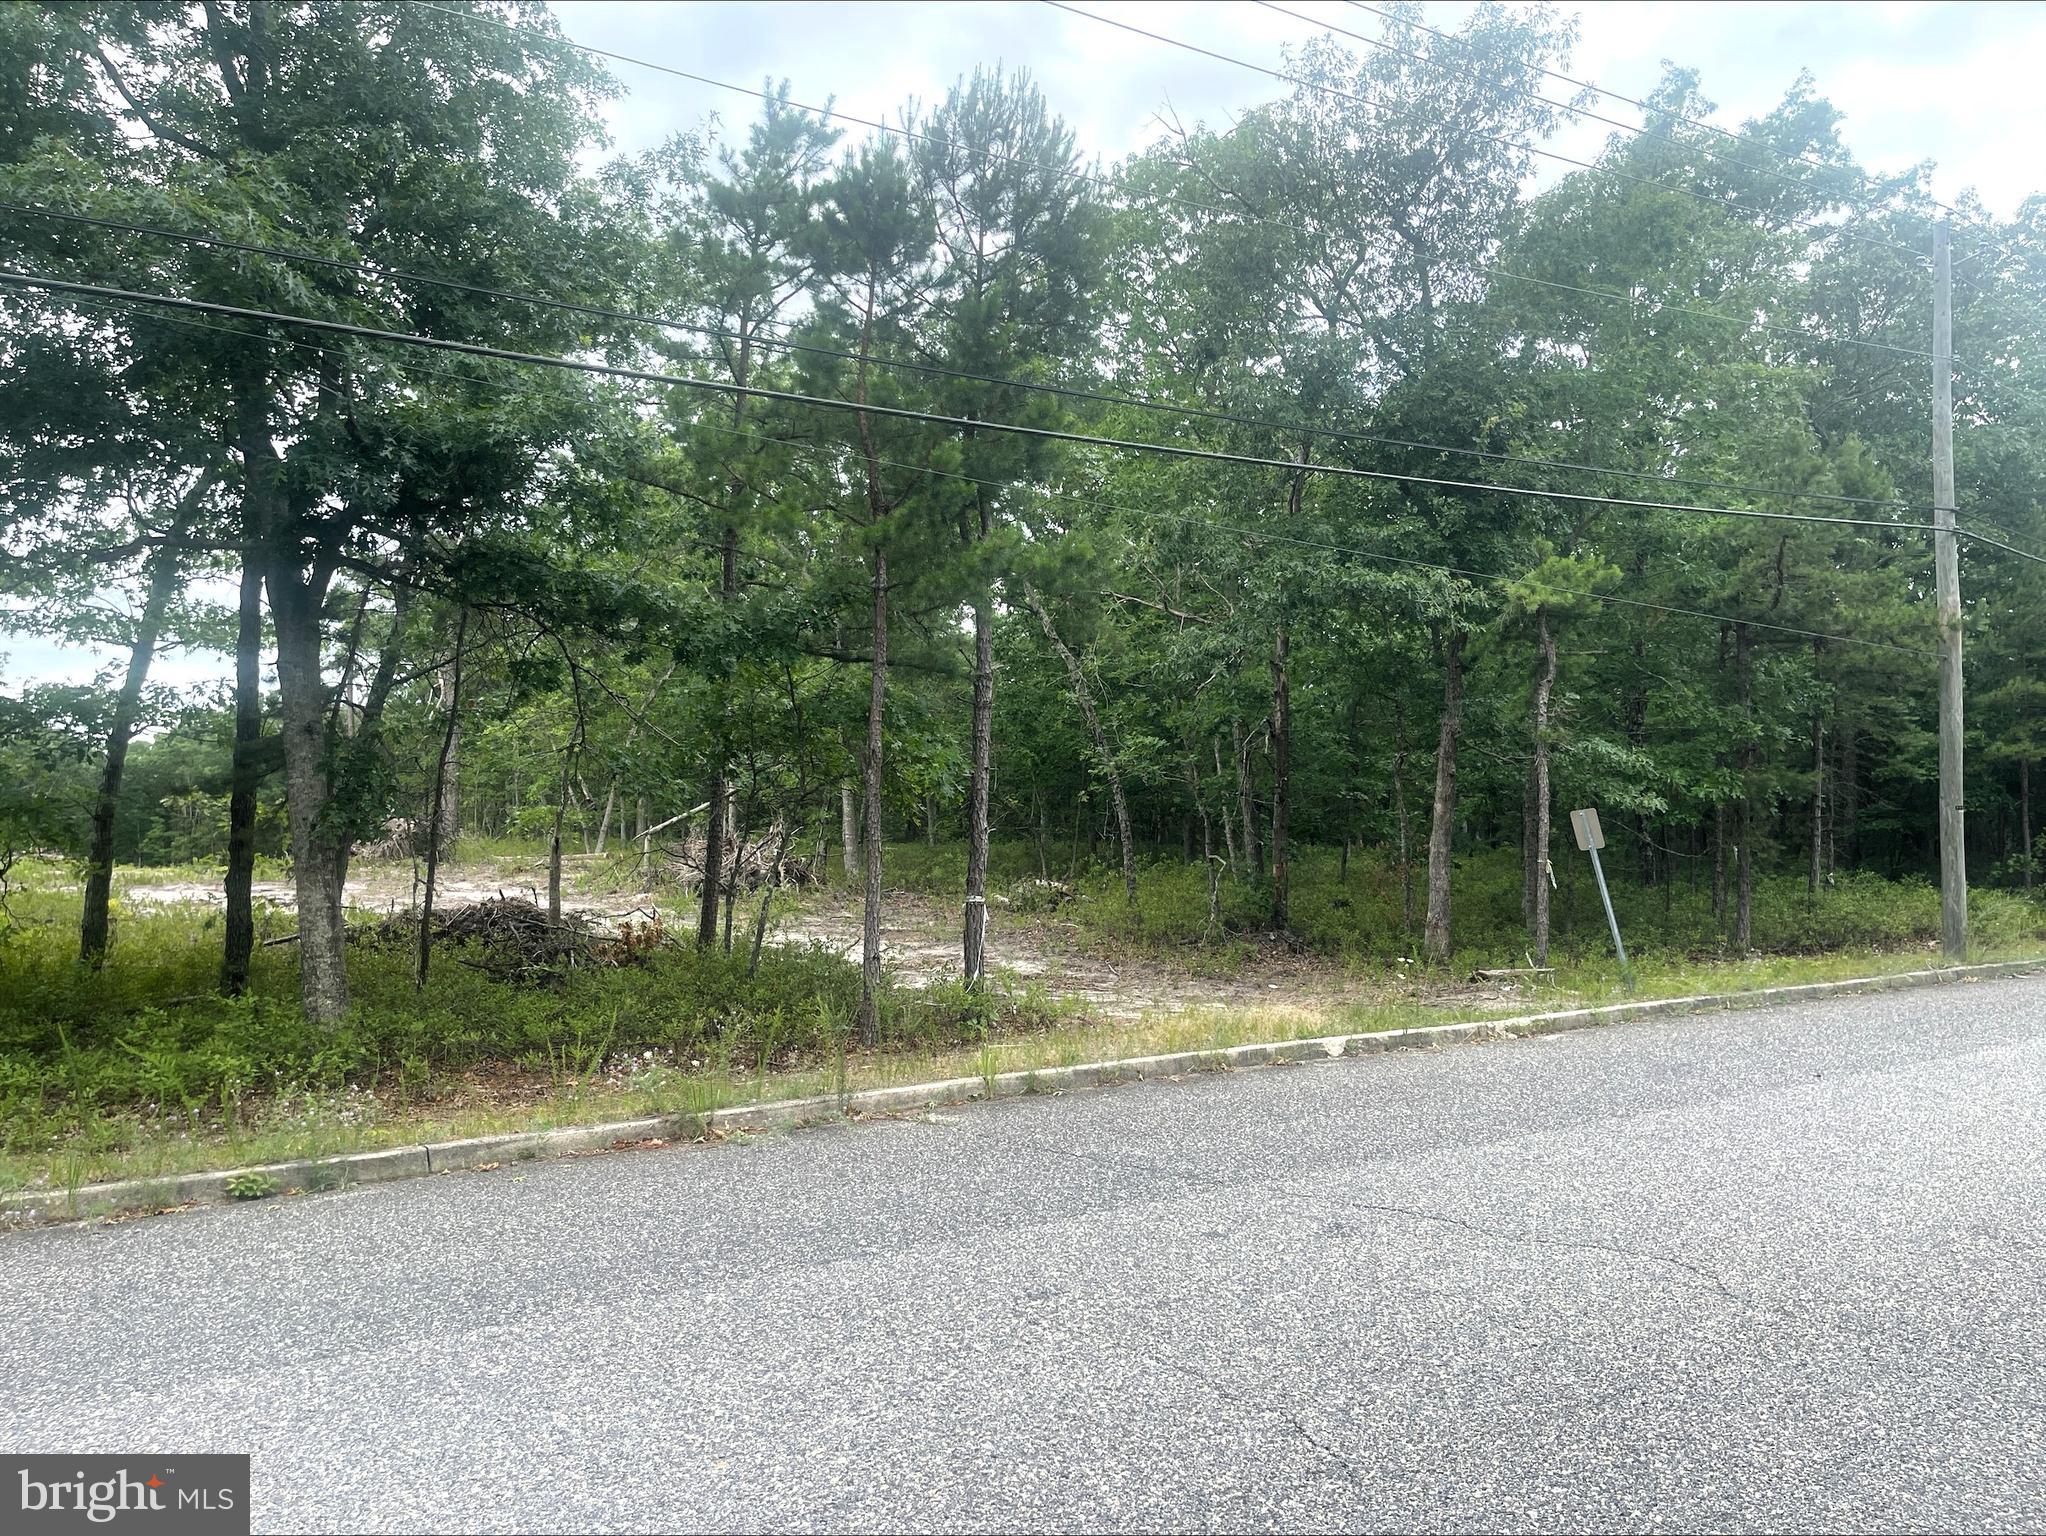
[
  {"left": 5, "top": 848, "right": 2043, "bottom": 1195},
  {"left": 224, "top": 1170, "right": 279, "bottom": 1201}
]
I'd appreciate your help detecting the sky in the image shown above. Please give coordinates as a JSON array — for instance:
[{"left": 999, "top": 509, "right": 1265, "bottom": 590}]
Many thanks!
[
  {"left": 11, "top": 0, "right": 2044, "bottom": 693},
  {"left": 564, "top": 0, "right": 2046, "bottom": 213}
]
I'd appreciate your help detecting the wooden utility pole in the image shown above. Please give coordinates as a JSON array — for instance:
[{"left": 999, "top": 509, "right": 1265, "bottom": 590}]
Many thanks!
[{"left": 1933, "top": 219, "right": 1967, "bottom": 961}]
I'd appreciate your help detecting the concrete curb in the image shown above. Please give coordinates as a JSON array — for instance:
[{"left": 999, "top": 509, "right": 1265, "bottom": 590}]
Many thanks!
[{"left": 9, "top": 956, "right": 2040, "bottom": 1224}]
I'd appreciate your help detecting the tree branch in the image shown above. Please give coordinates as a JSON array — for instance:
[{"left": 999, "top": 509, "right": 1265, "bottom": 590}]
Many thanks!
[{"left": 90, "top": 43, "right": 230, "bottom": 164}]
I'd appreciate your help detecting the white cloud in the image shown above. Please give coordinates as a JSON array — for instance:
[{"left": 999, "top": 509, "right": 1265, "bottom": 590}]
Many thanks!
[{"left": 561, "top": 0, "right": 2044, "bottom": 215}]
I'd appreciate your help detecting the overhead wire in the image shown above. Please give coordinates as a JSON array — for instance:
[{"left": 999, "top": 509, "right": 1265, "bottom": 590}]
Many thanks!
[
  {"left": 689, "top": 417, "right": 1939, "bottom": 658},
  {"left": 24, "top": 266, "right": 2046, "bottom": 569},
  {"left": 2, "top": 198, "right": 1944, "bottom": 516},
  {"left": 90, "top": 289, "right": 1932, "bottom": 661},
  {"left": 1045, "top": 1, "right": 1932, "bottom": 264},
  {"left": 1340, "top": 0, "right": 2030, "bottom": 268},
  {"left": 0, "top": 267, "right": 1958, "bottom": 541},
  {"left": 1262, "top": 0, "right": 1890, "bottom": 213},
  {"left": 413, "top": 0, "right": 1938, "bottom": 367}
]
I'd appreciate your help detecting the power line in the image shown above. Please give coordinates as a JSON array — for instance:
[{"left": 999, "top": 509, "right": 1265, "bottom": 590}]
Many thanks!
[
  {"left": 26, "top": 285, "right": 1963, "bottom": 656},
  {"left": 85, "top": 281, "right": 2041, "bottom": 567},
  {"left": 2, "top": 199, "right": 1937, "bottom": 514},
  {"left": 1048, "top": 1, "right": 1931, "bottom": 264},
  {"left": 76, "top": 242, "right": 2022, "bottom": 567},
  {"left": 1952, "top": 264, "right": 2046, "bottom": 356},
  {"left": 1263, "top": 0, "right": 1894, "bottom": 217},
  {"left": 0, "top": 267, "right": 1950, "bottom": 540},
  {"left": 687, "top": 420, "right": 1938, "bottom": 660},
  {"left": 1341, "top": 0, "right": 2026, "bottom": 267},
  {"left": 416, "top": 0, "right": 1936, "bottom": 366},
  {"left": 405, "top": 1, "right": 1177, "bottom": 216},
  {"left": 1477, "top": 265, "right": 1930, "bottom": 360}
]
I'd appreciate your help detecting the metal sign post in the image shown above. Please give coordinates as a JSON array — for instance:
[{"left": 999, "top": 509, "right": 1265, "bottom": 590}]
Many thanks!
[{"left": 1570, "top": 808, "right": 1633, "bottom": 988}]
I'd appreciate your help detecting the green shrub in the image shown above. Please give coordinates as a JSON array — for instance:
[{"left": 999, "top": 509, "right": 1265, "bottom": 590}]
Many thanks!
[{"left": 0, "top": 887, "right": 1069, "bottom": 1155}]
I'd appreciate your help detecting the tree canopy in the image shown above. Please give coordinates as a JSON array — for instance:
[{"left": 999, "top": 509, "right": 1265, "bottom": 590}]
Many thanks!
[{"left": 5, "top": 1, "right": 2045, "bottom": 1022}]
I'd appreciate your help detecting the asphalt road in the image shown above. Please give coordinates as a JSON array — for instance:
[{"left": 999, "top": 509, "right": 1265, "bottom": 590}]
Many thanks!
[{"left": 4, "top": 977, "right": 2044, "bottom": 1534}]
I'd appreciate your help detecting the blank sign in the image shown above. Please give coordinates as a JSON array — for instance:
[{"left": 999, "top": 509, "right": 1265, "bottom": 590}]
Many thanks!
[{"left": 1570, "top": 807, "right": 1605, "bottom": 851}]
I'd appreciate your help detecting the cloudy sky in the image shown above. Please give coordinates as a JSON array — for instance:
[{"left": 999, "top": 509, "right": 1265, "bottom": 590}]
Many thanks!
[
  {"left": 565, "top": 0, "right": 2046, "bottom": 212},
  {"left": 12, "top": 0, "right": 2043, "bottom": 692}
]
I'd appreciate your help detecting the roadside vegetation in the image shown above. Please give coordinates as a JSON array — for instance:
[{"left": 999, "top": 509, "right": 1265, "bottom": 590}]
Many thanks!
[
  {"left": 5, "top": 8, "right": 2046, "bottom": 1199},
  {"left": 5, "top": 840, "right": 2041, "bottom": 1197}
]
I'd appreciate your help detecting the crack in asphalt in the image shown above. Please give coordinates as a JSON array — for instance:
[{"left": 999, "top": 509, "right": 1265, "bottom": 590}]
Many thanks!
[
  {"left": 1143, "top": 1349, "right": 1377, "bottom": 1492},
  {"left": 1014, "top": 1131, "right": 1744, "bottom": 1304},
  {"left": 1329, "top": 1196, "right": 1741, "bottom": 1303}
]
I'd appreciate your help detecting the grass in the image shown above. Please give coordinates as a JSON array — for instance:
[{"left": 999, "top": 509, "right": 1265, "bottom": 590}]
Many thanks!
[
  {"left": 4, "top": 842, "right": 2044, "bottom": 1201},
  {"left": 878, "top": 841, "right": 2046, "bottom": 969}
]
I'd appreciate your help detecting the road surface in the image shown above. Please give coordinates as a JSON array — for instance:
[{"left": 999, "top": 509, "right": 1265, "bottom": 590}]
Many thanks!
[{"left": 4, "top": 976, "right": 2044, "bottom": 1533}]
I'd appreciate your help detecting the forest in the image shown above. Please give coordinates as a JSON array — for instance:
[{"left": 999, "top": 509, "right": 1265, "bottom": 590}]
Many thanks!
[{"left": 3, "top": 3, "right": 2045, "bottom": 1189}]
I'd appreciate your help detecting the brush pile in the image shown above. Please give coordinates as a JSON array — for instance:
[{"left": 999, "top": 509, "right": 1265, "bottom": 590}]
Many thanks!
[{"left": 367, "top": 896, "right": 667, "bottom": 983}]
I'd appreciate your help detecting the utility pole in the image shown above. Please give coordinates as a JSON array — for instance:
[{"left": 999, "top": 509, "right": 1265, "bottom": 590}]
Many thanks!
[{"left": 1933, "top": 219, "right": 1967, "bottom": 961}]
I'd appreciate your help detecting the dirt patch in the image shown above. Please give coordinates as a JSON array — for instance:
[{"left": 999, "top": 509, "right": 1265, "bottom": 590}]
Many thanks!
[
  {"left": 120, "top": 854, "right": 665, "bottom": 925},
  {"left": 119, "top": 857, "right": 1551, "bottom": 1023},
  {"left": 772, "top": 889, "right": 1545, "bottom": 1022}
]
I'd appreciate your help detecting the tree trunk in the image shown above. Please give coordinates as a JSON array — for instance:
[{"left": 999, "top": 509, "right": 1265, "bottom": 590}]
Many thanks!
[
  {"left": 434, "top": 659, "right": 461, "bottom": 858},
  {"left": 1393, "top": 699, "right": 1414, "bottom": 939},
  {"left": 960, "top": 485, "right": 998, "bottom": 983},
  {"left": 330, "top": 583, "right": 410, "bottom": 911},
  {"left": 696, "top": 765, "right": 727, "bottom": 947},
  {"left": 859, "top": 546, "right": 889, "bottom": 1044},
  {"left": 1522, "top": 761, "right": 1538, "bottom": 930},
  {"left": 748, "top": 821, "right": 796, "bottom": 977},
  {"left": 1809, "top": 708, "right": 1825, "bottom": 897},
  {"left": 1532, "top": 609, "right": 1556, "bottom": 967},
  {"left": 80, "top": 531, "right": 190, "bottom": 966},
  {"left": 696, "top": 524, "right": 738, "bottom": 947},
  {"left": 548, "top": 767, "right": 569, "bottom": 925},
  {"left": 1232, "top": 716, "right": 1262, "bottom": 881},
  {"left": 848, "top": 265, "right": 893, "bottom": 1045},
  {"left": 240, "top": 328, "right": 351, "bottom": 1029},
  {"left": 1424, "top": 630, "right": 1465, "bottom": 963},
  {"left": 1736, "top": 621, "right": 1754, "bottom": 951},
  {"left": 1270, "top": 621, "right": 1292, "bottom": 931},
  {"left": 1712, "top": 803, "right": 1727, "bottom": 925},
  {"left": 270, "top": 569, "right": 350, "bottom": 1027},
  {"left": 723, "top": 794, "right": 744, "bottom": 953},
  {"left": 415, "top": 610, "right": 468, "bottom": 989},
  {"left": 840, "top": 780, "right": 859, "bottom": 881},
  {"left": 1214, "top": 737, "right": 1238, "bottom": 873},
  {"left": 1025, "top": 584, "right": 1135, "bottom": 904},
  {"left": 547, "top": 648, "right": 586, "bottom": 927},
  {"left": 1626, "top": 633, "right": 1650, "bottom": 883},
  {"left": 222, "top": 559, "right": 264, "bottom": 994},
  {"left": 1711, "top": 625, "right": 1729, "bottom": 929}
]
